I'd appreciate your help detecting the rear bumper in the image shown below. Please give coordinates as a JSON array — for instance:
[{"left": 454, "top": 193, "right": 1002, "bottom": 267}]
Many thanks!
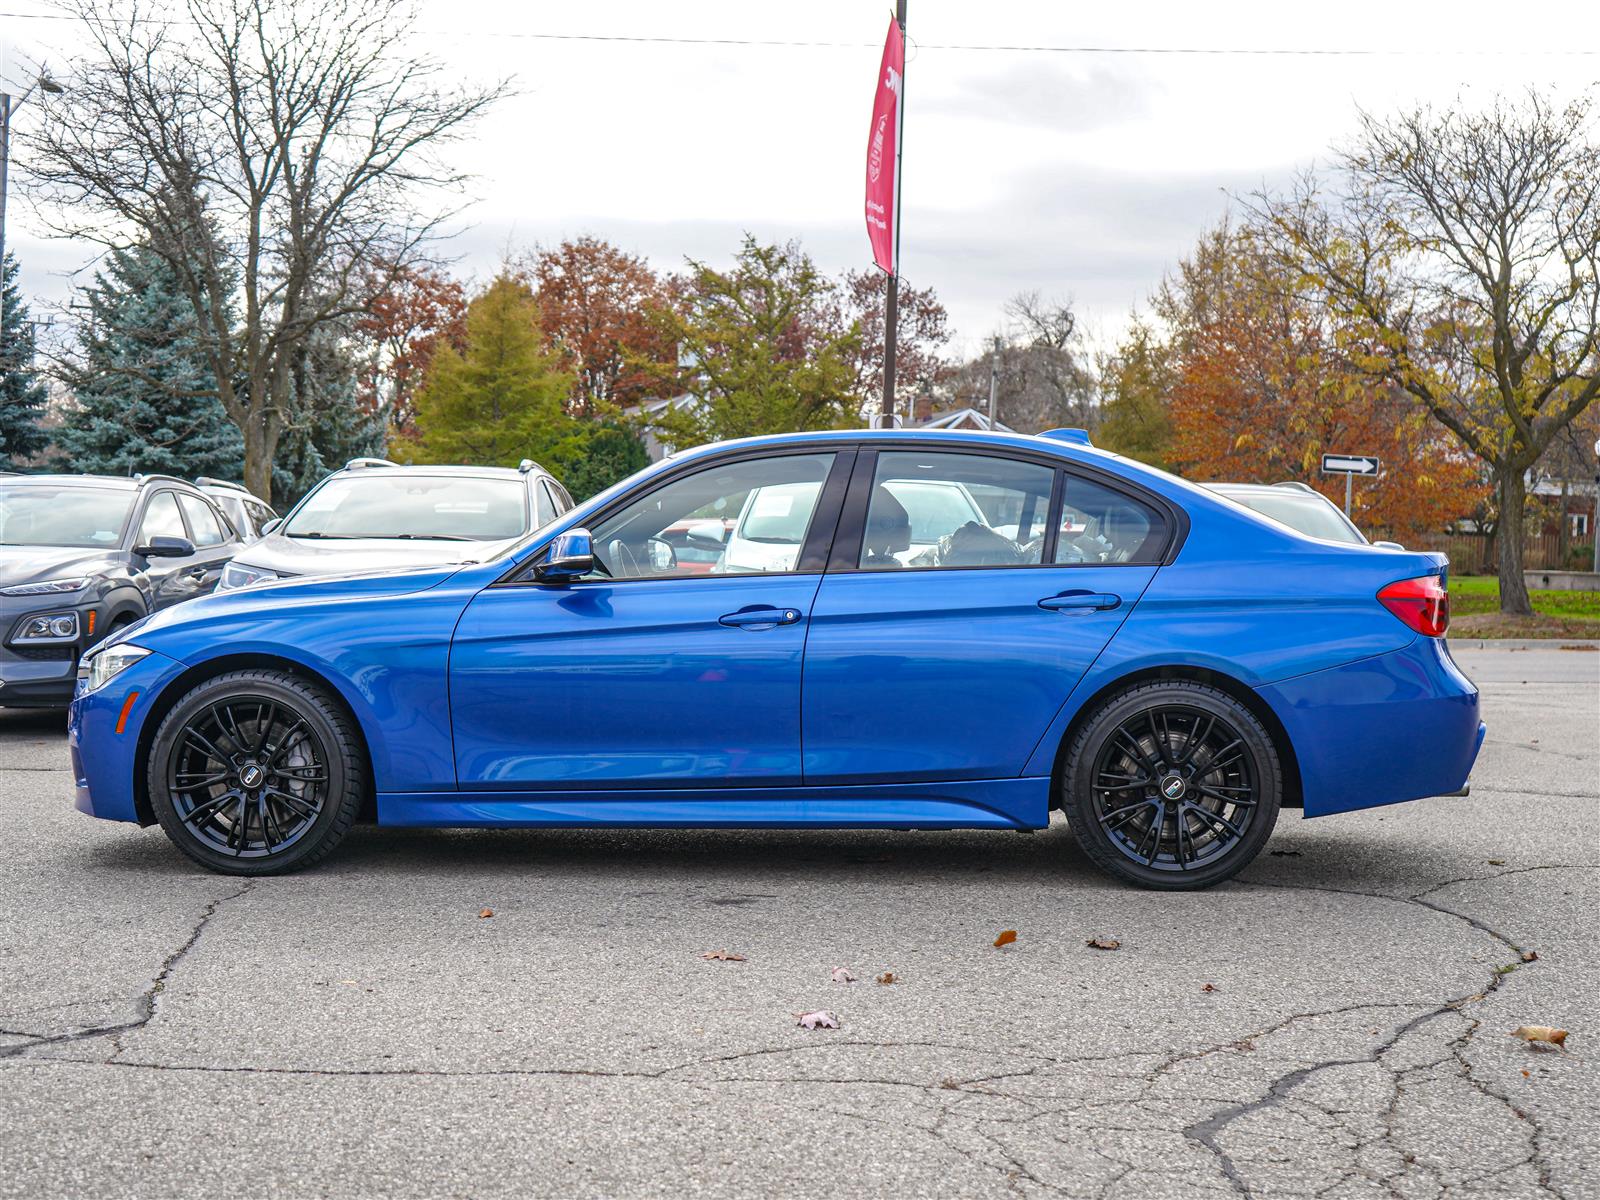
[{"left": 1259, "top": 637, "right": 1483, "bottom": 817}]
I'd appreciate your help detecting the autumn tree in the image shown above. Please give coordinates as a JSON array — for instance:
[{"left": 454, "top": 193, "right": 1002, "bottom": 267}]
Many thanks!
[
  {"left": 1096, "top": 320, "right": 1174, "bottom": 470},
  {"left": 23, "top": 0, "right": 501, "bottom": 499},
  {"left": 410, "top": 276, "right": 575, "bottom": 467},
  {"left": 644, "top": 237, "right": 861, "bottom": 450},
  {"left": 356, "top": 263, "right": 468, "bottom": 439},
  {"left": 527, "top": 237, "right": 677, "bottom": 418},
  {"left": 833, "top": 270, "right": 950, "bottom": 419},
  {"left": 944, "top": 293, "right": 1096, "bottom": 433},
  {"left": 1251, "top": 91, "right": 1600, "bottom": 613}
]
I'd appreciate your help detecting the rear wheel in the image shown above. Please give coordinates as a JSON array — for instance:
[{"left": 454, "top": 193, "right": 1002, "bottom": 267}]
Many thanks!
[
  {"left": 1062, "top": 681, "right": 1281, "bottom": 889},
  {"left": 148, "top": 670, "right": 364, "bottom": 875}
]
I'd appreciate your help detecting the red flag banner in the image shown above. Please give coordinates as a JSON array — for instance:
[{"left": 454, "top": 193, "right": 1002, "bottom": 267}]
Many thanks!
[{"left": 864, "top": 16, "right": 903, "bottom": 274}]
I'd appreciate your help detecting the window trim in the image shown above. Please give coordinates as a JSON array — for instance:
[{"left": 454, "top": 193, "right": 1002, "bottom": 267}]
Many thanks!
[
  {"left": 135, "top": 490, "right": 188, "bottom": 547},
  {"left": 496, "top": 447, "right": 856, "bottom": 588},
  {"left": 827, "top": 446, "right": 1181, "bottom": 574}
]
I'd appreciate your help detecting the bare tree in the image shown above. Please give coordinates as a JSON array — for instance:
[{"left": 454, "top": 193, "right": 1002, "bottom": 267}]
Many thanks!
[
  {"left": 22, "top": 0, "right": 502, "bottom": 497},
  {"left": 970, "top": 292, "right": 1095, "bottom": 433},
  {"left": 1251, "top": 91, "right": 1600, "bottom": 615}
]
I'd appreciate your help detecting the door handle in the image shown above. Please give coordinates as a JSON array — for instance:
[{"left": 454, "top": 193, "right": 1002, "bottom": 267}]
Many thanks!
[
  {"left": 184, "top": 566, "right": 210, "bottom": 579},
  {"left": 1038, "top": 591, "right": 1121, "bottom": 613},
  {"left": 718, "top": 606, "right": 803, "bottom": 629}
]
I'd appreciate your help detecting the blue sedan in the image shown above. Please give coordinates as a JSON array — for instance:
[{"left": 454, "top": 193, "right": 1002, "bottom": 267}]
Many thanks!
[{"left": 67, "top": 430, "right": 1483, "bottom": 888}]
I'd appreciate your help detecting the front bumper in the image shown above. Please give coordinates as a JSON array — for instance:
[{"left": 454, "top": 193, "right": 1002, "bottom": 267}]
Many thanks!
[
  {"left": 1259, "top": 636, "right": 1484, "bottom": 818},
  {"left": 68, "top": 647, "right": 189, "bottom": 824},
  {"left": 0, "top": 595, "right": 108, "bottom": 707}
]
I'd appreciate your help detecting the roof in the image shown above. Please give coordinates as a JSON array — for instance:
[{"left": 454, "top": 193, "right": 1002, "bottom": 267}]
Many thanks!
[
  {"left": 336, "top": 463, "right": 532, "bottom": 479},
  {"left": 0, "top": 473, "right": 174, "bottom": 490}
]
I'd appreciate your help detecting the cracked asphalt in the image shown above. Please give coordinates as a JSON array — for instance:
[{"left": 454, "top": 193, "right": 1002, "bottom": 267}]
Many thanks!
[{"left": 1, "top": 645, "right": 1595, "bottom": 1199}]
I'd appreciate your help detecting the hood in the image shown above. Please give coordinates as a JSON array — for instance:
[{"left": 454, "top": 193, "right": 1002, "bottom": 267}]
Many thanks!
[
  {"left": 233, "top": 533, "right": 515, "bottom": 578},
  {"left": 0, "top": 545, "right": 121, "bottom": 588}
]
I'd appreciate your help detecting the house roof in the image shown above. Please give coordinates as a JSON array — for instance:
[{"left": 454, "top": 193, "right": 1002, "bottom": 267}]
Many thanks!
[{"left": 915, "top": 406, "right": 1014, "bottom": 433}]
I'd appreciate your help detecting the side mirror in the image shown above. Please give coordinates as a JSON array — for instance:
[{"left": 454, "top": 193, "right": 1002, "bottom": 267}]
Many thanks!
[
  {"left": 534, "top": 528, "right": 594, "bottom": 583},
  {"left": 683, "top": 520, "right": 728, "bottom": 550},
  {"left": 260, "top": 517, "right": 283, "bottom": 536},
  {"left": 646, "top": 536, "right": 677, "bottom": 573},
  {"left": 135, "top": 535, "right": 195, "bottom": 558}
]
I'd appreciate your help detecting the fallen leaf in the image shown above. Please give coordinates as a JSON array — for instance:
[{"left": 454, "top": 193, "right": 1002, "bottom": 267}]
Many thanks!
[
  {"left": 830, "top": 966, "right": 856, "bottom": 984},
  {"left": 993, "top": 930, "right": 1018, "bottom": 949},
  {"left": 876, "top": 972, "right": 899, "bottom": 985},
  {"left": 478, "top": 908, "right": 494, "bottom": 919},
  {"left": 1086, "top": 936, "right": 1121, "bottom": 951},
  {"left": 1509, "top": 1025, "right": 1569, "bottom": 1050},
  {"left": 1201, "top": 983, "right": 1218, "bottom": 993},
  {"left": 1269, "top": 849, "right": 1303, "bottom": 858},
  {"left": 1521, "top": 950, "right": 1539, "bottom": 963},
  {"left": 796, "top": 1010, "right": 839, "bottom": 1030},
  {"left": 1521, "top": 1069, "right": 1531, "bottom": 1078},
  {"left": 1488, "top": 859, "right": 1506, "bottom": 866},
  {"left": 939, "top": 1078, "right": 961, "bottom": 1090},
  {"left": 700, "top": 949, "right": 746, "bottom": 962}
]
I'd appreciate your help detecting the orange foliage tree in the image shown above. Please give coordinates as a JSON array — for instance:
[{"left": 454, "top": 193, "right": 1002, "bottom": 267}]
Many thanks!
[
  {"left": 1163, "top": 226, "right": 1484, "bottom": 539},
  {"left": 356, "top": 263, "right": 468, "bottom": 440}
]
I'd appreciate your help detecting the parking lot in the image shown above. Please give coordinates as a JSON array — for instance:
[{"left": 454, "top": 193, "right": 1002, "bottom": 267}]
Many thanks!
[{"left": 1, "top": 645, "right": 1594, "bottom": 1199}]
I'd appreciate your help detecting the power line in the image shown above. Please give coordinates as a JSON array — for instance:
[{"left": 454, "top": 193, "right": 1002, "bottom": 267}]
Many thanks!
[{"left": 0, "top": 12, "right": 1597, "bottom": 56}]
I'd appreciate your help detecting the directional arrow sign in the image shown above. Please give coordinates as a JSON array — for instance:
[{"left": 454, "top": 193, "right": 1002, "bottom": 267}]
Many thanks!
[{"left": 1321, "top": 454, "right": 1380, "bottom": 476}]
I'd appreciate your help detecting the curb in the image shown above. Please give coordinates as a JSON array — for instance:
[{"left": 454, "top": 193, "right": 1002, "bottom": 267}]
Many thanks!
[{"left": 1450, "top": 638, "right": 1600, "bottom": 651}]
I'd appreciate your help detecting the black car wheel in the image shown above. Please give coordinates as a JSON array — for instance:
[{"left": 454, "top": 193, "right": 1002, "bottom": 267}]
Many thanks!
[
  {"left": 148, "top": 670, "right": 365, "bottom": 875},
  {"left": 1062, "top": 681, "right": 1281, "bottom": 890}
]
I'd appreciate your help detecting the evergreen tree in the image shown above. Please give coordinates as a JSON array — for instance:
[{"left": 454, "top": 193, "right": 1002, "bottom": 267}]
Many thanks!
[
  {"left": 271, "top": 320, "right": 387, "bottom": 507},
  {"left": 55, "top": 244, "right": 243, "bottom": 479},
  {"left": 410, "top": 276, "right": 578, "bottom": 467},
  {"left": 552, "top": 424, "right": 649, "bottom": 501},
  {"left": 0, "top": 251, "right": 51, "bottom": 469}
]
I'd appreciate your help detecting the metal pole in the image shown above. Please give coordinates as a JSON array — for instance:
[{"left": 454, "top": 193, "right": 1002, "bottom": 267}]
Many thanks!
[
  {"left": 878, "top": 0, "right": 907, "bottom": 426},
  {"left": 988, "top": 335, "right": 1000, "bottom": 426},
  {"left": 1344, "top": 472, "right": 1352, "bottom": 517},
  {"left": 0, "top": 93, "right": 11, "bottom": 323},
  {"left": 1593, "top": 470, "right": 1599, "bottom": 575}
]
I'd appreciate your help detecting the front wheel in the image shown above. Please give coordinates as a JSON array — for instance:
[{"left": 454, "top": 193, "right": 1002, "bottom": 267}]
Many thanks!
[
  {"left": 1062, "top": 681, "right": 1281, "bottom": 890},
  {"left": 148, "top": 670, "right": 365, "bottom": 875}
]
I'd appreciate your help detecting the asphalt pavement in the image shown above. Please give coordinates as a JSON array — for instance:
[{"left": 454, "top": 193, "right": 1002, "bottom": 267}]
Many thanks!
[{"left": 1, "top": 645, "right": 1595, "bottom": 1199}]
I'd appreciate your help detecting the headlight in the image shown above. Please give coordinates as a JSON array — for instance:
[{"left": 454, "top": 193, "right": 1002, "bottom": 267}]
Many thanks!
[
  {"left": 12, "top": 612, "right": 80, "bottom": 642},
  {"left": 219, "top": 561, "right": 278, "bottom": 590},
  {"left": 82, "top": 643, "right": 151, "bottom": 693},
  {"left": 1, "top": 576, "right": 90, "bottom": 597}
]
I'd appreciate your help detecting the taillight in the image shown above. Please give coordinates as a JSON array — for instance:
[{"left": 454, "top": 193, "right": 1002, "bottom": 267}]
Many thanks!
[{"left": 1378, "top": 574, "right": 1450, "bottom": 637}]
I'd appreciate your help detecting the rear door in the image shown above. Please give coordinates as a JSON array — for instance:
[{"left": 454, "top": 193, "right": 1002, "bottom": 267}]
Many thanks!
[{"left": 801, "top": 448, "right": 1171, "bottom": 795}]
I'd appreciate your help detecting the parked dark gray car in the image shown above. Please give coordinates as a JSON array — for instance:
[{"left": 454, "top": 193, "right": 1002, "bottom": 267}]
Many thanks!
[{"left": 0, "top": 473, "right": 241, "bottom": 707}]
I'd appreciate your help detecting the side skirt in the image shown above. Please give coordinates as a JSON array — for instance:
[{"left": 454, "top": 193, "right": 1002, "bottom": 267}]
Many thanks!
[{"left": 377, "top": 777, "right": 1051, "bottom": 830}]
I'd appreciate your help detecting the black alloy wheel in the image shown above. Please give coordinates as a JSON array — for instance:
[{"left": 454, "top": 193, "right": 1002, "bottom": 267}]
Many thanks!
[
  {"left": 149, "top": 670, "right": 364, "bottom": 875},
  {"left": 1063, "top": 681, "right": 1281, "bottom": 889}
]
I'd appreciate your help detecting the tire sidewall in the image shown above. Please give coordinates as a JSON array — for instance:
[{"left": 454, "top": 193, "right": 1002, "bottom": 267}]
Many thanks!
[
  {"left": 1065, "top": 682, "right": 1282, "bottom": 890},
  {"left": 149, "top": 672, "right": 357, "bottom": 875}
]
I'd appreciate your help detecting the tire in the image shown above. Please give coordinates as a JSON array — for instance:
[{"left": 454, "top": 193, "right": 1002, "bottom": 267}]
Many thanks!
[
  {"left": 148, "top": 669, "right": 365, "bottom": 875},
  {"left": 1062, "top": 681, "right": 1281, "bottom": 890}
]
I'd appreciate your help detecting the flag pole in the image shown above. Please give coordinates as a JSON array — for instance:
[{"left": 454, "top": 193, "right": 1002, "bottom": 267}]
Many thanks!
[{"left": 879, "top": 0, "right": 907, "bottom": 426}]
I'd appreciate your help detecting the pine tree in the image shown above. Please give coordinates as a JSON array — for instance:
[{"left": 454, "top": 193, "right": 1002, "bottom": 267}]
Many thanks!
[
  {"left": 271, "top": 320, "right": 387, "bottom": 507},
  {"left": 55, "top": 245, "right": 243, "bottom": 479},
  {"left": 0, "top": 251, "right": 51, "bottom": 469}
]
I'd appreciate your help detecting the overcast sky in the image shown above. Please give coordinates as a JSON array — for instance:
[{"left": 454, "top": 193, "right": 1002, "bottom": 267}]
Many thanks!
[{"left": 4, "top": 1, "right": 1598, "bottom": 359}]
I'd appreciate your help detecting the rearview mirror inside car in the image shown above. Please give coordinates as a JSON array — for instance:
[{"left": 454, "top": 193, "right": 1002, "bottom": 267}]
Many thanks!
[
  {"left": 135, "top": 535, "right": 196, "bottom": 558},
  {"left": 535, "top": 528, "right": 594, "bottom": 583}
]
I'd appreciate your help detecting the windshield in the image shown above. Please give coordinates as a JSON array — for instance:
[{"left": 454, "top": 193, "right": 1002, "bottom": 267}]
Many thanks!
[
  {"left": 0, "top": 484, "right": 136, "bottom": 548},
  {"left": 284, "top": 474, "right": 528, "bottom": 541},
  {"left": 1224, "top": 491, "right": 1365, "bottom": 544}
]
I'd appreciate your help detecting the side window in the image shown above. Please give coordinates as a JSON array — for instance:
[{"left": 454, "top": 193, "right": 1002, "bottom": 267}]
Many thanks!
[
  {"left": 583, "top": 453, "right": 835, "bottom": 580},
  {"left": 178, "top": 494, "right": 226, "bottom": 547},
  {"left": 249, "top": 503, "right": 276, "bottom": 534},
  {"left": 858, "top": 452, "right": 1054, "bottom": 570},
  {"left": 534, "top": 481, "right": 557, "bottom": 527},
  {"left": 1054, "top": 475, "right": 1168, "bottom": 565},
  {"left": 138, "top": 492, "right": 187, "bottom": 544}
]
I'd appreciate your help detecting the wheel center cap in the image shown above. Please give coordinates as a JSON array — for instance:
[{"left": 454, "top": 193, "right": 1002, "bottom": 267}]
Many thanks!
[
  {"left": 239, "top": 764, "right": 264, "bottom": 789},
  {"left": 1160, "top": 775, "right": 1186, "bottom": 801}
]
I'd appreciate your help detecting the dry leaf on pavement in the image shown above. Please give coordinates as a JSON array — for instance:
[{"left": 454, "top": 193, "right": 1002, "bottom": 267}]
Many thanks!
[
  {"left": 700, "top": 950, "right": 746, "bottom": 962},
  {"left": 1509, "top": 1025, "right": 1569, "bottom": 1050},
  {"left": 830, "top": 966, "right": 856, "bottom": 983},
  {"left": 876, "top": 972, "right": 899, "bottom": 985},
  {"left": 796, "top": 1010, "right": 839, "bottom": 1030},
  {"left": 1520, "top": 950, "right": 1539, "bottom": 962},
  {"left": 1086, "top": 936, "right": 1121, "bottom": 951},
  {"left": 478, "top": 908, "right": 494, "bottom": 919},
  {"left": 993, "top": 930, "right": 1018, "bottom": 949},
  {"left": 1201, "top": 983, "right": 1218, "bottom": 993}
]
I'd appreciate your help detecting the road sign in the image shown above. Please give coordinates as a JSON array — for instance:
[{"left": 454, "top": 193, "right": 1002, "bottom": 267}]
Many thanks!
[{"left": 1320, "top": 454, "right": 1380, "bottom": 476}]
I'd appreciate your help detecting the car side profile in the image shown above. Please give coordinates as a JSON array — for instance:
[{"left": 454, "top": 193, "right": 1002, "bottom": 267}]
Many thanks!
[
  {"left": 67, "top": 430, "right": 1483, "bottom": 888},
  {"left": 1, "top": 473, "right": 241, "bottom": 708}
]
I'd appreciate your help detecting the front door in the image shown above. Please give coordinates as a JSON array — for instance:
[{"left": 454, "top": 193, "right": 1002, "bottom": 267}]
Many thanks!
[
  {"left": 449, "top": 451, "right": 848, "bottom": 790},
  {"left": 802, "top": 449, "right": 1170, "bottom": 789},
  {"left": 134, "top": 491, "right": 207, "bottom": 610}
]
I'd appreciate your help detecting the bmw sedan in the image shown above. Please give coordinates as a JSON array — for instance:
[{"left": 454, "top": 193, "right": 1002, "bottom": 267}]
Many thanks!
[{"left": 68, "top": 430, "right": 1483, "bottom": 889}]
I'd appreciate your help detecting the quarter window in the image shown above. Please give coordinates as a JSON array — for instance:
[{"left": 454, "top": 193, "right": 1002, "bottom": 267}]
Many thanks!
[
  {"left": 178, "top": 494, "right": 227, "bottom": 547},
  {"left": 857, "top": 452, "right": 1054, "bottom": 569},
  {"left": 584, "top": 453, "right": 836, "bottom": 580},
  {"left": 138, "top": 492, "right": 187, "bottom": 544},
  {"left": 1054, "top": 476, "right": 1168, "bottom": 565}
]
